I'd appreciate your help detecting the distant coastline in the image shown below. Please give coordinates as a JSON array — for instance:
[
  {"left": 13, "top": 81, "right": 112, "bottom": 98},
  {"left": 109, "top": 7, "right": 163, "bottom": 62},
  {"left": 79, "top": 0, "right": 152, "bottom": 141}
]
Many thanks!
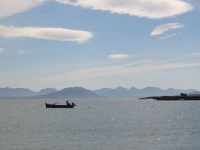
[
  {"left": 0, "top": 86, "right": 199, "bottom": 99},
  {"left": 140, "top": 93, "right": 200, "bottom": 101}
]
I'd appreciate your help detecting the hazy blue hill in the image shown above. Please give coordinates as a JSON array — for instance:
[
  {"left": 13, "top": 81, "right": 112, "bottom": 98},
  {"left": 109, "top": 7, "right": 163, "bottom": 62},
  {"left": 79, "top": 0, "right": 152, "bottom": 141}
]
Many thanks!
[
  {"left": 189, "top": 91, "right": 200, "bottom": 95},
  {"left": 0, "top": 87, "right": 37, "bottom": 98},
  {"left": 38, "top": 88, "right": 58, "bottom": 95},
  {"left": 94, "top": 87, "right": 139, "bottom": 98},
  {"left": 0, "top": 87, "right": 58, "bottom": 98},
  {"left": 0, "top": 86, "right": 198, "bottom": 99},
  {"left": 140, "top": 87, "right": 165, "bottom": 96},
  {"left": 36, "top": 87, "right": 102, "bottom": 99},
  {"left": 164, "top": 88, "right": 197, "bottom": 96},
  {"left": 94, "top": 87, "right": 198, "bottom": 98},
  {"left": 93, "top": 88, "right": 125, "bottom": 98},
  {"left": 115, "top": 87, "right": 129, "bottom": 92}
]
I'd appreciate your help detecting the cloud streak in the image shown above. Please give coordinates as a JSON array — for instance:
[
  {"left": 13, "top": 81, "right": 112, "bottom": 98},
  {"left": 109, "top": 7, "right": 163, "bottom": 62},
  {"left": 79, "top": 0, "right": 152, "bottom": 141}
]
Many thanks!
[
  {"left": 18, "top": 50, "right": 27, "bottom": 54},
  {"left": 159, "top": 33, "right": 177, "bottom": 39},
  {"left": 56, "top": 0, "right": 193, "bottom": 19},
  {"left": 190, "top": 52, "right": 200, "bottom": 58},
  {"left": 0, "top": 0, "right": 45, "bottom": 19},
  {"left": 151, "top": 23, "right": 184, "bottom": 36},
  {"left": 0, "top": 25, "right": 93, "bottom": 43},
  {"left": 0, "top": 48, "right": 4, "bottom": 53},
  {"left": 108, "top": 54, "right": 129, "bottom": 59},
  {"left": 39, "top": 61, "right": 200, "bottom": 83}
]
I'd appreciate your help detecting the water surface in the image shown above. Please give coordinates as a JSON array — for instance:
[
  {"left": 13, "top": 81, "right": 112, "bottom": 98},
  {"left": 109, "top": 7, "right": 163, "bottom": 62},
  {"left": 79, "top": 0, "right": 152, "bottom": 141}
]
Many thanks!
[{"left": 0, "top": 99, "right": 200, "bottom": 150}]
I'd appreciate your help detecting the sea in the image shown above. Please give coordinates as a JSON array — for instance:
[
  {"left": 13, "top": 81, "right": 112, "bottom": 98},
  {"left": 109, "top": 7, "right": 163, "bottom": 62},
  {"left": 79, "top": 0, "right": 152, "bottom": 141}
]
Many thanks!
[{"left": 0, "top": 99, "right": 200, "bottom": 150}]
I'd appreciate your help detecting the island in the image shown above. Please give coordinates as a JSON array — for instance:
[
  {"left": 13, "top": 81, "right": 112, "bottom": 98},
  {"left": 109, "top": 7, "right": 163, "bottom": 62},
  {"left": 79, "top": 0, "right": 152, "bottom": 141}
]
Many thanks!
[{"left": 140, "top": 93, "right": 200, "bottom": 101}]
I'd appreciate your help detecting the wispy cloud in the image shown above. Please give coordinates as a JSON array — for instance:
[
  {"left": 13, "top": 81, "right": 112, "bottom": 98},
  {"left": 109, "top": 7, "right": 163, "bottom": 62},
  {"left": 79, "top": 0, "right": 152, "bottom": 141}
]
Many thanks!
[
  {"left": 151, "top": 23, "right": 184, "bottom": 36},
  {"left": 56, "top": 0, "right": 193, "bottom": 19},
  {"left": 108, "top": 54, "right": 130, "bottom": 59},
  {"left": 0, "top": 0, "right": 45, "bottom": 19},
  {"left": 18, "top": 50, "right": 27, "bottom": 54},
  {"left": 190, "top": 52, "right": 200, "bottom": 58},
  {"left": 0, "top": 48, "right": 4, "bottom": 53},
  {"left": 159, "top": 33, "right": 178, "bottom": 39},
  {"left": 39, "top": 61, "right": 200, "bottom": 83},
  {"left": 0, "top": 25, "right": 93, "bottom": 43}
]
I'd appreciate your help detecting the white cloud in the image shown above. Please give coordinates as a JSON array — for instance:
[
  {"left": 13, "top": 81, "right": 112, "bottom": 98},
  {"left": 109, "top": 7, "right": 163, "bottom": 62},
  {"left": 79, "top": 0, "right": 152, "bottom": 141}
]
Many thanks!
[
  {"left": 0, "top": 0, "right": 45, "bottom": 19},
  {"left": 0, "top": 25, "right": 93, "bottom": 43},
  {"left": 108, "top": 54, "right": 129, "bottom": 59},
  {"left": 56, "top": 0, "right": 193, "bottom": 19},
  {"left": 151, "top": 23, "right": 184, "bottom": 36},
  {"left": 0, "top": 48, "right": 4, "bottom": 53}
]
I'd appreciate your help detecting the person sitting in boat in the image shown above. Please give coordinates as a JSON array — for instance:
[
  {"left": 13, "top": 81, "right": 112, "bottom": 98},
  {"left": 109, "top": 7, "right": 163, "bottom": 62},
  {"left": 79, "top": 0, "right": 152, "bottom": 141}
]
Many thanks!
[
  {"left": 72, "top": 102, "right": 76, "bottom": 106},
  {"left": 66, "top": 101, "right": 70, "bottom": 106}
]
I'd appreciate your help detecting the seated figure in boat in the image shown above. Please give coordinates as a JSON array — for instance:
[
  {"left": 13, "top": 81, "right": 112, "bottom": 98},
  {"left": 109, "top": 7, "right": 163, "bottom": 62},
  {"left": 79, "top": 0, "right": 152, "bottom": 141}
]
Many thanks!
[
  {"left": 72, "top": 102, "right": 76, "bottom": 106},
  {"left": 66, "top": 101, "right": 76, "bottom": 107},
  {"left": 66, "top": 100, "right": 70, "bottom": 106}
]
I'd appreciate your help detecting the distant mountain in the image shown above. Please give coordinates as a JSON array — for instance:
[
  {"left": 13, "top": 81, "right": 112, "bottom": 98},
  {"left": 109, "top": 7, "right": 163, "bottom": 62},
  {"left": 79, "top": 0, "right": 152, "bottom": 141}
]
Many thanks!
[
  {"left": 0, "top": 87, "right": 57, "bottom": 98},
  {"left": 0, "top": 86, "right": 199, "bottom": 99},
  {"left": 36, "top": 87, "right": 102, "bottom": 99},
  {"left": 0, "top": 87, "right": 36, "bottom": 98},
  {"left": 38, "top": 88, "right": 58, "bottom": 95},
  {"left": 94, "top": 87, "right": 198, "bottom": 98},
  {"left": 189, "top": 91, "right": 200, "bottom": 95},
  {"left": 93, "top": 88, "right": 125, "bottom": 98}
]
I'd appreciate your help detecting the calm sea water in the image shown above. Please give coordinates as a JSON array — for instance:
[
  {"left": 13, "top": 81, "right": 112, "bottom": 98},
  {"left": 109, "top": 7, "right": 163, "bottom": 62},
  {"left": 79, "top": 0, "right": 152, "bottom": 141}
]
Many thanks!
[{"left": 0, "top": 99, "right": 200, "bottom": 150}]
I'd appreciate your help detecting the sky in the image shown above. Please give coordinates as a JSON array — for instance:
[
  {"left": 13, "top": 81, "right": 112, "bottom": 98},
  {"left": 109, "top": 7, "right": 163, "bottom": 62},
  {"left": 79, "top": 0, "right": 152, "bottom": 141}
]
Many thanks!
[{"left": 0, "top": 0, "right": 200, "bottom": 91}]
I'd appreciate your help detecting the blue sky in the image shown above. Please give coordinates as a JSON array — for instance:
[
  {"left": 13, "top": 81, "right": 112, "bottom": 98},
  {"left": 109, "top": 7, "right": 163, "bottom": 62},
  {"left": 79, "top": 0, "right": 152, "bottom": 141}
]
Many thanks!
[{"left": 0, "top": 0, "right": 200, "bottom": 91}]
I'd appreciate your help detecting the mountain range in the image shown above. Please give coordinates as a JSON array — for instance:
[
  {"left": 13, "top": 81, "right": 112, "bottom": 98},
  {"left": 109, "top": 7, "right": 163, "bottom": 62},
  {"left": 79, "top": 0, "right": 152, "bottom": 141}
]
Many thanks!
[
  {"left": 0, "top": 86, "right": 199, "bottom": 99},
  {"left": 94, "top": 87, "right": 198, "bottom": 98},
  {"left": 0, "top": 87, "right": 57, "bottom": 98}
]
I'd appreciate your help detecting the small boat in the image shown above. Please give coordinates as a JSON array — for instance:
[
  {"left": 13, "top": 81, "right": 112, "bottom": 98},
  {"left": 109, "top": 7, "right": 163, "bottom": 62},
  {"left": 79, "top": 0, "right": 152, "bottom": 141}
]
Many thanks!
[{"left": 45, "top": 103, "right": 76, "bottom": 108}]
